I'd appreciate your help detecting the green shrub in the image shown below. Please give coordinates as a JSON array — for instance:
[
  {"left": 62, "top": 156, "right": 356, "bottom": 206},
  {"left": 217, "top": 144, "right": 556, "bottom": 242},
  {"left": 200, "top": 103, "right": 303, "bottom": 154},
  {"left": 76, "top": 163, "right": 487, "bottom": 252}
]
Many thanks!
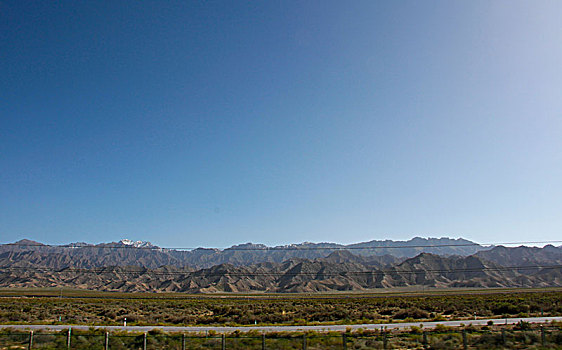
[{"left": 393, "top": 308, "right": 430, "bottom": 320}]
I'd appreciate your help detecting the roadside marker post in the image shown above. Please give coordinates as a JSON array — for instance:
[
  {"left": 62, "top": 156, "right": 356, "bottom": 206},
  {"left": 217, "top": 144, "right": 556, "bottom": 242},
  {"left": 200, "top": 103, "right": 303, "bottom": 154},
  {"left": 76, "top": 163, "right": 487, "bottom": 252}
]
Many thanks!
[
  {"left": 383, "top": 331, "right": 388, "bottom": 349},
  {"left": 143, "top": 332, "right": 147, "bottom": 350},
  {"left": 261, "top": 333, "right": 265, "bottom": 350},
  {"left": 182, "top": 333, "right": 185, "bottom": 350},
  {"left": 342, "top": 333, "right": 347, "bottom": 350},
  {"left": 105, "top": 332, "right": 109, "bottom": 350},
  {"left": 462, "top": 330, "right": 467, "bottom": 350},
  {"left": 67, "top": 328, "right": 71, "bottom": 349},
  {"left": 541, "top": 326, "right": 546, "bottom": 346},
  {"left": 302, "top": 334, "right": 307, "bottom": 350},
  {"left": 28, "top": 331, "right": 33, "bottom": 350},
  {"left": 221, "top": 334, "right": 225, "bottom": 350},
  {"left": 422, "top": 331, "right": 428, "bottom": 349}
]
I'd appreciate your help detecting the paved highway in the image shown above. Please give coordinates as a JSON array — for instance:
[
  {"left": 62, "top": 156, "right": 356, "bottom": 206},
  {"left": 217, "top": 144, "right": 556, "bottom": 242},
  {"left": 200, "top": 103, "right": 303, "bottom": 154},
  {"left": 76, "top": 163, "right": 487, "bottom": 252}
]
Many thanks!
[{"left": 1, "top": 316, "right": 561, "bottom": 333}]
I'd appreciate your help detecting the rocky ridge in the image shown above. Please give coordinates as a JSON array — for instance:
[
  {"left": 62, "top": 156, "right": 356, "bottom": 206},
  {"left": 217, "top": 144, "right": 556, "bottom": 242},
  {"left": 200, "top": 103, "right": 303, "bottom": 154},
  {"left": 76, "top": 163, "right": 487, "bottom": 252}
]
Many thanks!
[{"left": 0, "top": 239, "right": 560, "bottom": 293}]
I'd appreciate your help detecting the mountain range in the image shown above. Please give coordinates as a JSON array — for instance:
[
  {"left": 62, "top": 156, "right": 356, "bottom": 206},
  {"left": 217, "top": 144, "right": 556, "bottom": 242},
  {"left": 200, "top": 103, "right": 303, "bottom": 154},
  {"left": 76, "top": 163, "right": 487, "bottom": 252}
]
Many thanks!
[
  {"left": 0, "top": 237, "right": 483, "bottom": 269},
  {"left": 0, "top": 238, "right": 560, "bottom": 293}
]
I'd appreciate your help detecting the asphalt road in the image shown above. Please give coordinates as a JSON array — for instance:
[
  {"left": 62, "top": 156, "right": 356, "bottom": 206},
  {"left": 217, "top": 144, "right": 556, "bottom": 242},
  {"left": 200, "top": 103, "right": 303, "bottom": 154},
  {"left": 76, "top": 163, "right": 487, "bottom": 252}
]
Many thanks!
[{"left": 1, "top": 316, "right": 561, "bottom": 333}]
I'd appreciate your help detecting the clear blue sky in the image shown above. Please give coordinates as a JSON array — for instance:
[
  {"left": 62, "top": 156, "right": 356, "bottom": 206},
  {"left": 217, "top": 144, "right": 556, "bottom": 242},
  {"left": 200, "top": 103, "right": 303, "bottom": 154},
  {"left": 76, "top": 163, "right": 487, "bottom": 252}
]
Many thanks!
[{"left": 1, "top": 1, "right": 561, "bottom": 247}]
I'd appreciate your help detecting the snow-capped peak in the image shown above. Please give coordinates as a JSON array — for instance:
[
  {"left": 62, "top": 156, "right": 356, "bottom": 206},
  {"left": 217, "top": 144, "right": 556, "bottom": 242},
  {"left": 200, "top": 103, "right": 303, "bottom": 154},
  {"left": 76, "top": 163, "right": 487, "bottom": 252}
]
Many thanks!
[{"left": 119, "top": 239, "right": 154, "bottom": 248}]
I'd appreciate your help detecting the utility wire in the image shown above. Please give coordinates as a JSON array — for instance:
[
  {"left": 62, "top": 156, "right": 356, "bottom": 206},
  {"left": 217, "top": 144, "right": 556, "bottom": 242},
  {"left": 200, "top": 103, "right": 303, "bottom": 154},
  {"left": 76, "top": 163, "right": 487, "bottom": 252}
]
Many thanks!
[{"left": 1, "top": 265, "right": 560, "bottom": 277}]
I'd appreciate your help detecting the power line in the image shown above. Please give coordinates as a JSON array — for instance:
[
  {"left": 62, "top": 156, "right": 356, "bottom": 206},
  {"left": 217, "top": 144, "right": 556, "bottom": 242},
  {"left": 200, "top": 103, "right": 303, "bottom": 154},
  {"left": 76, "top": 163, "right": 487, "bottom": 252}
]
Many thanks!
[
  {"left": 2, "top": 240, "right": 561, "bottom": 251},
  {"left": 1, "top": 265, "right": 560, "bottom": 277}
]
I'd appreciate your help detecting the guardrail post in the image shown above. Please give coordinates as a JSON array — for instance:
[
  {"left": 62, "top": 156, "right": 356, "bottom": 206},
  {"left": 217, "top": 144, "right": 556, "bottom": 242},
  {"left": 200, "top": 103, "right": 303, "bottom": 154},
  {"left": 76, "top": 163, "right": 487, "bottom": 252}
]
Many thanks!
[
  {"left": 462, "top": 330, "right": 467, "bottom": 350},
  {"left": 143, "top": 332, "right": 147, "bottom": 350},
  {"left": 302, "top": 334, "right": 307, "bottom": 350},
  {"left": 105, "top": 332, "right": 109, "bottom": 350},
  {"left": 221, "top": 334, "right": 225, "bottom": 350},
  {"left": 262, "top": 333, "right": 266, "bottom": 350},
  {"left": 182, "top": 333, "right": 185, "bottom": 350},
  {"left": 342, "top": 333, "right": 347, "bottom": 350},
  {"left": 28, "top": 331, "right": 33, "bottom": 350},
  {"left": 541, "top": 326, "right": 545, "bottom": 346},
  {"left": 67, "top": 328, "right": 71, "bottom": 349}
]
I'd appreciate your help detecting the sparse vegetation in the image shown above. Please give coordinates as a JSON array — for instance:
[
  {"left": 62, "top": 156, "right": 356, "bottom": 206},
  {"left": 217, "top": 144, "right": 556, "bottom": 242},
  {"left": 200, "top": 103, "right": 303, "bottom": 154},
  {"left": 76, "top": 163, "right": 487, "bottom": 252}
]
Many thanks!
[
  {"left": 0, "top": 323, "right": 561, "bottom": 349},
  {"left": 0, "top": 289, "right": 559, "bottom": 326}
]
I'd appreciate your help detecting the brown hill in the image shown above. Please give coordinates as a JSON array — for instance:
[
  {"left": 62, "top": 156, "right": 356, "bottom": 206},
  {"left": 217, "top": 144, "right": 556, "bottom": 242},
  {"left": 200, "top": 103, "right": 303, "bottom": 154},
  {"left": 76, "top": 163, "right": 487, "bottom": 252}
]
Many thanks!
[
  {"left": 475, "top": 245, "right": 562, "bottom": 267},
  {"left": 1, "top": 251, "right": 559, "bottom": 293}
]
